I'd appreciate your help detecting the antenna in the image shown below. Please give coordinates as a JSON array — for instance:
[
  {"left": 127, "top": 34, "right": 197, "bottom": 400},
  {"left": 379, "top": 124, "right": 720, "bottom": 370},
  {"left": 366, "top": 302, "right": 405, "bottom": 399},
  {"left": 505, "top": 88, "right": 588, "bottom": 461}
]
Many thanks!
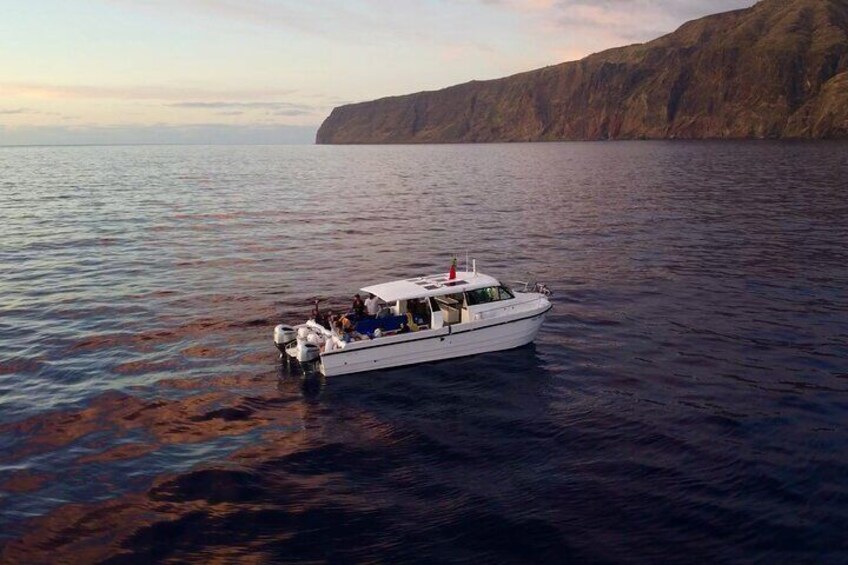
[{"left": 465, "top": 251, "right": 469, "bottom": 273}]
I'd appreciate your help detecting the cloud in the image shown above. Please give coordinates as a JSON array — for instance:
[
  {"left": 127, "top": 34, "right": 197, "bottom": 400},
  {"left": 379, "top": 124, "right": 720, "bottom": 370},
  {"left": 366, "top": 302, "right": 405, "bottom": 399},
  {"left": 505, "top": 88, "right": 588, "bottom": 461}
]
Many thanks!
[
  {"left": 168, "top": 100, "right": 322, "bottom": 118},
  {"left": 272, "top": 109, "right": 311, "bottom": 117},
  {"left": 0, "top": 83, "right": 297, "bottom": 101},
  {"left": 4, "top": 0, "right": 759, "bottom": 140},
  {"left": 168, "top": 101, "right": 315, "bottom": 111},
  {"left": 478, "top": 0, "right": 756, "bottom": 52},
  {"left": 102, "top": 0, "right": 404, "bottom": 41},
  {"left": 481, "top": 0, "right": 753, "bottom": 20},
  {"left": 100, "top": 0, "right": 504, "bottom": 55},
  {"left": 550, "top": 1, "right": 755, "bottom": 34}
]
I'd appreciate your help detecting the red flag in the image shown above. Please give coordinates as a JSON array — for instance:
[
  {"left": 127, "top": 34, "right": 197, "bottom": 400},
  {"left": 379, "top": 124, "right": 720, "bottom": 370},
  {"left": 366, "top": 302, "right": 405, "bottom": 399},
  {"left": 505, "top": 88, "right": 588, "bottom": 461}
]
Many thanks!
[{"left": 449, "top": 257, "right": 457, "bottom": 280}]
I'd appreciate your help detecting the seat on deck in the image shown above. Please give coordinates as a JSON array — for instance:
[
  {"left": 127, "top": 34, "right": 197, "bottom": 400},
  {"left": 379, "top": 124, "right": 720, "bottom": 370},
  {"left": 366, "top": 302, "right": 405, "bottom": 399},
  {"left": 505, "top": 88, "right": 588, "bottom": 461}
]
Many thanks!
[{"left": 355, "top": 315, "right": 408, "bottom": 335}]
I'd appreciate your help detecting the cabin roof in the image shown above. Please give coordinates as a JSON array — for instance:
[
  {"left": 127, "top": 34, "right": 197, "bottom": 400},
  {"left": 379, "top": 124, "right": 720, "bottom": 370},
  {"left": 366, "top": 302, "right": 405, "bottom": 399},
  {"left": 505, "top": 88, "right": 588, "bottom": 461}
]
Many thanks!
[{"left": 361, "top": 271, "right": 500, "bottom": 303}]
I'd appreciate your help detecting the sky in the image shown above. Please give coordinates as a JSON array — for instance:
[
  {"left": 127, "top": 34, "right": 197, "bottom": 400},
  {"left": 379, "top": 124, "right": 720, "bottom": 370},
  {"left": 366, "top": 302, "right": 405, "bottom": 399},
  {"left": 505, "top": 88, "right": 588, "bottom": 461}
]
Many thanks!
[{"left": 0, "top": 0, "right": 755, "bottom": 145}]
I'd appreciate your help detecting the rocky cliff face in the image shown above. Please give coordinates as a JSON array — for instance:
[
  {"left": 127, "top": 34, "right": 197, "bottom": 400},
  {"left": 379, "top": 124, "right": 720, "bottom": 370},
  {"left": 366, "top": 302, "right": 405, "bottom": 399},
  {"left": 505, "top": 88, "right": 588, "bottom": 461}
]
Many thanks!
[{"left": 317, "top": 0, "right": 848, "bottom": 143}]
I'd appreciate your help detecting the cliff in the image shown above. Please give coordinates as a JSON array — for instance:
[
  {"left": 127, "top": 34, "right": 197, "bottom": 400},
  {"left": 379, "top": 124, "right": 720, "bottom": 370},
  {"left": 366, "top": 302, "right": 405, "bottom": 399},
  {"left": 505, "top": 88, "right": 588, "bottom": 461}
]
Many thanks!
[{"left": 316, "top": 0, "right": 848, "bottom": 143}]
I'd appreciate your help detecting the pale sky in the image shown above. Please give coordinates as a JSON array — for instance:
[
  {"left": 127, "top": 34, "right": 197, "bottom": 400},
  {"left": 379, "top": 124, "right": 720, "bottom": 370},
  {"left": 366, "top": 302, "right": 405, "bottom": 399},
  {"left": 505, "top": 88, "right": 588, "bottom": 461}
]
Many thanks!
[{"left": 0, "top": 0, "right": 754, "bottom": 145}]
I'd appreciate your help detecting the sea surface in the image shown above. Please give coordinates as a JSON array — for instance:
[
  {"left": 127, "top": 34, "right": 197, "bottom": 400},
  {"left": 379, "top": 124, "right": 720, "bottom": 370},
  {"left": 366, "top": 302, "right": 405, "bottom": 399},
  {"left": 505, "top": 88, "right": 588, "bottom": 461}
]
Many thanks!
[{"left": 1, "top": 142, "right": 847, "bottom": 563}]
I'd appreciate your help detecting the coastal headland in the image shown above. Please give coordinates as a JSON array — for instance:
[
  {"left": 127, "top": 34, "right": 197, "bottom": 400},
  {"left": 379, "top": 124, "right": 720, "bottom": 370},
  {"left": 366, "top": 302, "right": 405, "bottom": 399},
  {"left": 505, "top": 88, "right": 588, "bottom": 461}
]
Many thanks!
[{"left": 317, "top": 0, "right": 848, "bottom": 143}]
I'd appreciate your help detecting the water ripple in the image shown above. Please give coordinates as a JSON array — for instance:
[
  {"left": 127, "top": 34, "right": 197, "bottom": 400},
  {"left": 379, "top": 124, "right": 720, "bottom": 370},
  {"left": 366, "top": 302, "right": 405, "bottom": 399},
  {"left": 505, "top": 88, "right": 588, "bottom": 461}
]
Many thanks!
[{"left": 1, "top": 143, "right": 847, "bottom": 562}]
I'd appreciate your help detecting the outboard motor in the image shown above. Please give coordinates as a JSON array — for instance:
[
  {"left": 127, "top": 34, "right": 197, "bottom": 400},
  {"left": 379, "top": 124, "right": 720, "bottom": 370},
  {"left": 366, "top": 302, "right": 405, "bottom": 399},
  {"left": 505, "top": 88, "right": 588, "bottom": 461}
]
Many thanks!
[
  {"left": 288, "top": 327, "right": 321, "bottom": 365},
  {"left": 273, "top": 325, "right": 297, "bottom": 353},
  {"left": 297, "top": 342, "right": 321, "bottom": 363}
]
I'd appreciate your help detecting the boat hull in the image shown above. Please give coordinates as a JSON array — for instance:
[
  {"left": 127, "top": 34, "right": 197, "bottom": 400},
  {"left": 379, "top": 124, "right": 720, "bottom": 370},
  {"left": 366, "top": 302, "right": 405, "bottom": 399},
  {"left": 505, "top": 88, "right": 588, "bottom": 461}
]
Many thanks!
[{"left": 319, "top": 305, "right": 550, "bottom": 376}]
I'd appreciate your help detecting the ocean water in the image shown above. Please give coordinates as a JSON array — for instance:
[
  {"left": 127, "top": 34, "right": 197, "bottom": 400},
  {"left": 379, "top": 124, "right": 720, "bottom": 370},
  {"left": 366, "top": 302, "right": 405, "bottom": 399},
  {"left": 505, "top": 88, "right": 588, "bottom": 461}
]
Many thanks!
[{"left": 1, "top": 142, "right": 847, "bottom": 563}]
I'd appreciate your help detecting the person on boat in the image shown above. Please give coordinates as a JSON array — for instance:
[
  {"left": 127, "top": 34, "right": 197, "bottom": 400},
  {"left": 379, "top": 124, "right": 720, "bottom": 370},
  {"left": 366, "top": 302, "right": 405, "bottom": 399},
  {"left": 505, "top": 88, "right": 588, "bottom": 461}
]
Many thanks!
[
  {"left": 325, "top": 323, "right": 343, "bottom": 352},
  {"left": 406, "top": 299, "right": 424, "bottom": 326},
  {"left": 339, "top": 315, "right": 354, "bottom": 332},
  {"left": 364, "top": 293, "right": 380, "bottom": 318},
  {"left": 324, "top": 336, "right": 338, "bottom": 353},
  {"left": 340, "top": 323, "right": 368, "bottom": 343},
  {"left": 332, "top": 320, "right": 350, "bottom": 343},
  {"left": 352, "top": 294, "right": 366, "bottom": 319},
  {"left": 405, "top": 311, "right": 420, "bottom": 332},
  {"left": 310, "top": 305, "right": 328, "bottom": 329}
]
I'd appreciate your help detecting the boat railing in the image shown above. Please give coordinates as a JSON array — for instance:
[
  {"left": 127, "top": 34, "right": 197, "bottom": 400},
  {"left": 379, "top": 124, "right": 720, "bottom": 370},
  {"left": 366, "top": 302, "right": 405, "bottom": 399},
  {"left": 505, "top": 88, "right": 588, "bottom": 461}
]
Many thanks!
[{"left": 510, "top": 280, "right": 552, "bottom": 297}]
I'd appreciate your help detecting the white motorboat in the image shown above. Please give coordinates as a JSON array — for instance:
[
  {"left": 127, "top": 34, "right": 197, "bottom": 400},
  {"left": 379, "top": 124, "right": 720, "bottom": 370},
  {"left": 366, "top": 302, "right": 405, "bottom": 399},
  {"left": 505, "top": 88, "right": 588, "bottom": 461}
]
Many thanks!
[{"left": 273, "top": 262, "right": 552, "bottom": 376}]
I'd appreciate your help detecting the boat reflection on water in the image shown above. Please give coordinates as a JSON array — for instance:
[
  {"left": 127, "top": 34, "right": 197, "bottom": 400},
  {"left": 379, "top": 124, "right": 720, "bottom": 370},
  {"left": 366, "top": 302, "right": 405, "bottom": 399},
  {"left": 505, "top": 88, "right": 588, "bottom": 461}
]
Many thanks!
[
  {"left": 276, "top": 363, "right": 326, "bottom": 403},
  {"left": 1, "top": 343, "right": 560, "bottom": 563}
]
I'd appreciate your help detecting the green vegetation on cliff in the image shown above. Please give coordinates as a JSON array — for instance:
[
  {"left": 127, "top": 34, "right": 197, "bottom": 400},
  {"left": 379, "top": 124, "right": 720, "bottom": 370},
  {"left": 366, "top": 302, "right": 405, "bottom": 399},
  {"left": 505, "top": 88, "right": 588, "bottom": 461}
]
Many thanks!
[{"left": 317, "top": 0, "right": 848, "bottom": 143}]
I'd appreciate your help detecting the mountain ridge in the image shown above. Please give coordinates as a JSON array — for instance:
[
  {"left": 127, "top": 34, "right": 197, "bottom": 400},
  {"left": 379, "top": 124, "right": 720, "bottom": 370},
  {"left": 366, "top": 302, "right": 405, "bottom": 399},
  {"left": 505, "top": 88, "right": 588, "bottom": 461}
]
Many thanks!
[{"left": 317, "top": 0, "right": 848, "bottom": 143}]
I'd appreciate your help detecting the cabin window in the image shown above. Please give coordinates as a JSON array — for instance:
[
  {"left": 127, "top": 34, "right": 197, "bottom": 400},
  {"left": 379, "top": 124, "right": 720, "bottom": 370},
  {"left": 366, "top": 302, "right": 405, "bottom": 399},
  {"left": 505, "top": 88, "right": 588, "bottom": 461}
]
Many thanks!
[
  {"left": 466, "top": 286, "right": 515, "bottom": 306},
  {"left": 497, "top": 286, "right": 515, "bottom": 300},
  {"left": 465, "top": 287, "right": 498, "bottom": 306}
]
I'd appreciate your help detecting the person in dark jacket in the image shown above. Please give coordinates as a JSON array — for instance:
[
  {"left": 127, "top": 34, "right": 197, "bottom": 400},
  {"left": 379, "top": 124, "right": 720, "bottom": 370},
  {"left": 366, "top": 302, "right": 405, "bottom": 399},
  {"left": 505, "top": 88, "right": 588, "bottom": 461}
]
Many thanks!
[
  {"left": 310, "top": 305, "right": 328, "bottom": 329},
  {"left": 352, "top": 294, "right": 366, "bottom": 319}
]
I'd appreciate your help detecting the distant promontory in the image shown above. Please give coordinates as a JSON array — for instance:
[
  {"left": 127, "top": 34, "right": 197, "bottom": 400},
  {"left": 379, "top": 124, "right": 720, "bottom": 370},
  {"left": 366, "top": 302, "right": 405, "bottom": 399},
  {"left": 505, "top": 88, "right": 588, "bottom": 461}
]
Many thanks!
[{"left": 317, "top": 0, "right": 848, "bottom": 143}]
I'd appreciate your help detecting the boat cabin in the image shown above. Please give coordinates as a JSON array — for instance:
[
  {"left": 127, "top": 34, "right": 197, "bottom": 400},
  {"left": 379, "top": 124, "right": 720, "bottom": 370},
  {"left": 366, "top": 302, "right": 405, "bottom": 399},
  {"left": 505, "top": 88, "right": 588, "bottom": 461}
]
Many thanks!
[{"left": 360, "top": 271, "right": 516, "bottom": 333}]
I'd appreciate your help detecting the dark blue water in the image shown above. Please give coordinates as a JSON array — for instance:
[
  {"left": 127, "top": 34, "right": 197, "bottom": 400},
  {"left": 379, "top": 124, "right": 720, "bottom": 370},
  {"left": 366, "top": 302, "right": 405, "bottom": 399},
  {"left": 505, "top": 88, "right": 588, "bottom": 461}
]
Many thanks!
[{"left": 1, "top": 142, "right": 847, "bottom": 563}]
